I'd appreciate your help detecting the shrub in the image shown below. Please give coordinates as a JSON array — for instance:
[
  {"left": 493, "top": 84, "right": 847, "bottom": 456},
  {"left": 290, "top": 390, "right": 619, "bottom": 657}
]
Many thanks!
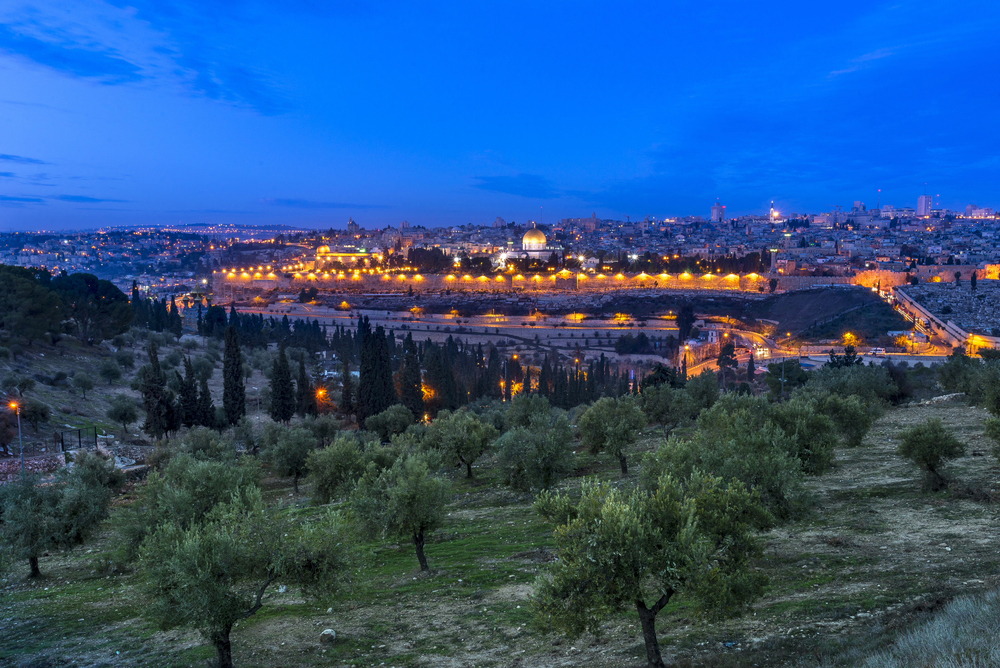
[
  {"left": 73, "top": 372, "right": 95, "bottom": 399},
  {"left": 897, "top": 418, "right": 966, "bottom": 491},
  {"left": 503, "top": 393, "right": 554, "bottom": 432},
  {"left": 771, "top": 395, "right": 838, "bottom": 475},
  {"left": 641, "top": 384, "right": 697, "bottom": 438},
  {"left": 264, "top": 427, "right": 320, "bottom": 495}
]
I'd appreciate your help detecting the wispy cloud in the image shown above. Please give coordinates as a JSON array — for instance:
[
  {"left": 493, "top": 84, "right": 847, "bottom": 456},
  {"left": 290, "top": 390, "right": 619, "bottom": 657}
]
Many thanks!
[
  {"left": 261, "top": 198, "right": 386, "bottom": 209},
  {"left": 0, "top": 195, "right": 44, "bottom": 203},
  {"left": 0, "top": 23, "right": 143, "bottom": 83},
  {"left": 0, "top": 153, "right": 47, "bottom": 164},
  {"left": 472, "top": 173, "right": 560, "bottom": 199},
  {"left": 53, "top": 194, "right": 127, "bottom": 203},
  {"left": 0, "top": 171, "right": 14, "bottom": 178}
]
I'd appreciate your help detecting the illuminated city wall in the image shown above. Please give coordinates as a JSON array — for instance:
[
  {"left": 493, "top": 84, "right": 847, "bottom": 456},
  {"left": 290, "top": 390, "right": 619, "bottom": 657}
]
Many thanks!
[{"left": 212, "top": 267, "right": 942, "bottom": 295}]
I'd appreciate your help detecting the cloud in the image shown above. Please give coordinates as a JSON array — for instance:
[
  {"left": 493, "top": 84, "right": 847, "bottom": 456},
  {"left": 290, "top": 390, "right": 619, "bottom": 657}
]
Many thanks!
[
  {"left": 0, "top": 153, "right": 47, "bottom": 164},
  {"left": 0, "top": 172, "right": 14, "bottom": 177},
  {"left": 472, "top": 173, "right": 560, "bottom": 199},
  {"left": 0, "top": 23, "right": 143, "bottom": 83},
  {"left": 0, "top": 195, "right": 44, "bottom": 203},
  {"left": 53, "top": 194, "right": 128, "bottom": 203},
  {"left": 261, "top": 198, "right": 386, "bottom": 209}
]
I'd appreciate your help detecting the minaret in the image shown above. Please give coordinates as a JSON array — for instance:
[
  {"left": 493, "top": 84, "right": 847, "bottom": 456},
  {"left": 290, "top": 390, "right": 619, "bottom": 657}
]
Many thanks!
[{"left": 769, "top": 201, "right": 775, "bottom": 220}]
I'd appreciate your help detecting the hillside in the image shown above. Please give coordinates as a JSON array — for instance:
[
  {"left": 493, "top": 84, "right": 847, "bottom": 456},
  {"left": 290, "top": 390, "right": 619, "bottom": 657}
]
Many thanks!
[{"left": 2, "top": 395, "right": 998, "bottom": 668}]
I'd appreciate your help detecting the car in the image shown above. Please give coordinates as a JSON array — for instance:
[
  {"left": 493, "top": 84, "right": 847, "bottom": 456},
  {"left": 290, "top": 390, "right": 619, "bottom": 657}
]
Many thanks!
[{"left": 868, "top": 347, "right": 886, "bottom": 357}]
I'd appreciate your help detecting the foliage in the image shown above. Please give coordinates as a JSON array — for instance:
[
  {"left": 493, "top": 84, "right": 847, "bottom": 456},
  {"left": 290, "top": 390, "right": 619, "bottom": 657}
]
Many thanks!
[
  {"left": 116, "top": 348, "right": 135, "bottom": 369},
  {"left": 106, "top": 394, "right": 139, "bottom": 435},
  {"left": 684, "top": 369, "right": 719, "bottom": 412},
  {"left": 20, "top": 399, "right": 50, "bottom": 432},
  {"left": 494, "top": 414, "right": 574, "bottom": 493},
  {"left": 51, "top": 272, "right": 133, "bottom": 344},
  {"left": 98, "top": 358, "right": 123, "bottom": 384},
  {"left": 264, "top": 427, "right": 319, "bottom": 495},
  {"left": 138, "top": 342, "right": 177, "bottom": 439},
  {"left": 577, "top": 396, "right": 647, "bottom": 475},
  {"left": 268, "top": 343, "right": 295, "bottom": 423},
  {"left": 533, "top": 474, "right": 771, "bottom": 668},
  {"left": 641, "top": 384, "right": 696, "bottom": 437},
  {"left": 642, "top": 396, "right": 807, "bottom": 519},
  {"left": 0, "top": 265, "right": 64, "bottom": 344},
  {"left": 350, "top": 453, "right": 449, "bottom": 571},
  {"left": 357, "top": 317, "right": 397, "bottom": 423},
  {"left": 0, "top": 453, "right": 120, "bottom": 577},
  {"left": 138, "top": 489, "right": 353, "bottom": 668},
  {"left": 222, "top": 325, "right": 245, "bottom": 426},
  {"left": 765, "top": 359, "right": 809, "bottom": 397},
  {"left": 770, "top": 394, "right": 838, "bottom": 475},
  {"left": 503, "top": 393, "right": 554, "bottom": 432},
  {"left": 110, "top": 453, "right": 261, "bottom": 568},
  {"left": 808, "top": 363, "right": 900, "bottom": 405},
  {"left": 73, "top": 372, "right": 95, "bottom": 398},
  {"left": 364, "top": 404, "right": 415, "bottom": 442},
  {"left": 897, "top": 418, "right": 966, "bottom": 491},
  {"left": 423, "top": 409, "right": 499, "bottom": 478},
  {"left": 983, "top": 417, "right": 1000, "bottom": 462},
  {"left": 827, "top": 345, "right": 864, "bottom": 369},
  {"left": 307, "top": 435, "right": 368, "bottom": 503}
]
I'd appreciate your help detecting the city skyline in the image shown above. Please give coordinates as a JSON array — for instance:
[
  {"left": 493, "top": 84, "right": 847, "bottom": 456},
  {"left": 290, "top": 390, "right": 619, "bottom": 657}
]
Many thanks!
[{"left": 2, "top": 0, "right": 999, "bottom": 230}]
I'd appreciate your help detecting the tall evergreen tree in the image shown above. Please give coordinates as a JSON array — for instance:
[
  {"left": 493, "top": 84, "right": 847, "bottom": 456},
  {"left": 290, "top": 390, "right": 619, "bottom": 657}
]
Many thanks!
[
  {"left": 179, "top": 358, "right": 199, "bottom": 427},
  {"left": 398, "top": 333, "right": 424, "bottom": 418},
  {"left": 269, "top": 343, "right": 295, "bottom": 423},
  {"left": 197, "top": 376, "right": 215, "bottom": 428},
  {"left": 340, "top": 360, "right": 354, "bottom": 417},
  {"left": 222, "top": 325, "right": 245, "bottom": 426},
  {"left": 139, "top": 342, "right": 172, "bottom": 440},
  {"left": 168, "top": 297, "right": 183, "bottom": 338},
  {"left": 295, "top": 355, "right": 317, "bottom": 417}
]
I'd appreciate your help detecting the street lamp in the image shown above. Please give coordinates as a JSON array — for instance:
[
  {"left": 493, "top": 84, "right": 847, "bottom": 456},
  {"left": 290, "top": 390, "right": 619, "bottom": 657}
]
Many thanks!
[{"left": 9, "top": 401, "right": 23, "bottom": 475}]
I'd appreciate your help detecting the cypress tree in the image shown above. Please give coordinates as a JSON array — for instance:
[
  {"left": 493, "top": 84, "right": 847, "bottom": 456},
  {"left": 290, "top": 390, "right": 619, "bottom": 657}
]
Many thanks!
[
  {"left": 340, "top": 359, "right": 354, "bottom": 417},
  {"left": 197, "top": 376, "right": 215, "bottom": 427},
  {"left": 398, "top": 333, "right": 424, "bottom": 418},
  {"left": 168, "top": 297, "right": 182, "bottom": 338},
  {"left": 179, "top": 358, "right": 199, "bottom": 427},
  {"left": 269, "top": 343, "right": 295, "bottom": 423},
  {"left": 296, "top": 355, "right": 317, "bottom": 417},
  {"left": 139, "top": 341, "right": 171, "bottom": 439},
  {"left": 222, "top": 325, "right": 245, "bottom": 426},
  {"left": 746, "top": 352, "right": 756, "bottom": 382},
  {"left": 372, "top": 325, "right": 397, "bottom": 414}
]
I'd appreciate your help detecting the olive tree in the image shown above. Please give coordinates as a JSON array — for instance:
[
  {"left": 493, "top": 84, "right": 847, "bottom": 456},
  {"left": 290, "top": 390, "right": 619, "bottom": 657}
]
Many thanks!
[
  {"left": 111, "top": 454, "right": 261, "bottom": 567},
  {"left": 73, "top": 372, "right": 95, "bottom": 399},
  {"left": 533, "top": 474, "right": 771, "bottom": 668},
  {"left": 897, "top": 418, "right": 966, "bottom": 491},
  {"left": 0, "top": 452, "right": 121, "bottom": 577},
  {"left": 106, "top": 394, "right": 139, "bottom": 437},
  {"left": 424, "top": 409, "right": 499, "bottom": 478},
  {"left": 364, "top": 404, "right": 414, "bottom": 442},
  {"left": 495, "top": 414, "right": 574, "bottom": 492},
  {"left": 307, "top": 435, "right": 367, "bottom": 503},
  {"left": 640, "top": 384, "right": 696, "bottom": 438},
  {"left": 139, "top": 489, "right": 353, "bottom": 668},
  {"left": 578, "top": 396, "right": 646, "bottom": 475},
  {"left": 264, "top": 427, "right": 319, "bottom": 495},
  {"left": 350, "top": 454, "right": 448, "bottom": 571}
]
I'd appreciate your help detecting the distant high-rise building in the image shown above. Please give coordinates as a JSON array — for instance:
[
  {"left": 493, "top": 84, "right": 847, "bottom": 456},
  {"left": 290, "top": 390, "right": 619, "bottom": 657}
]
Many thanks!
[
  {"left": 917, "top": 195, "right": 933, "bottom": 217},
  {"left": 400, "top": 220, "right": 410, "bottom": 229},
  {"left": 710, "top": 202, "right": 726, "bottom": 222}
]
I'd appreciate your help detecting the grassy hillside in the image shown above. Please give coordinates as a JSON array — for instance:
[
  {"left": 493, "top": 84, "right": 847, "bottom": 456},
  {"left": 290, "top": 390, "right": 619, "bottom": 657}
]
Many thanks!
[{"left": 3, "top": 394, "right": 998, "bottom": 667}]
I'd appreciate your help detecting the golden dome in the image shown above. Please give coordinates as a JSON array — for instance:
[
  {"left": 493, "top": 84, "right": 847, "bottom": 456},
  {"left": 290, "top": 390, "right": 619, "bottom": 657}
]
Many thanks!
[{"left": 522, "top": 227, "right": 546, "bottom": 250}]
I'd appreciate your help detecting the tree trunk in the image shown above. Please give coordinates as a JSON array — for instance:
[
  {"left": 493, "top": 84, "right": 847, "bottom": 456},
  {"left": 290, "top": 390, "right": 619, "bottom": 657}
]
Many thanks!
[
  {"left": 635, "top": 600, "right": 665, "bottom": 668},
  {"left": 464, "top": 459, "right": 473, "bottom": 479},
  {"left": 212, "top": 629, "right": 234, "bottom": 668},
  {"left": 28, "top": 556, "right": 40, "bottom": 578},
  {"left": 619, "top": 453, "right": 629, "bottom": 476},
  {"left": 293, "top": 473, "right": 300, "bottom": 496},
  {"left": 414, "top": 531, "right": 429, "bottom": 571}
]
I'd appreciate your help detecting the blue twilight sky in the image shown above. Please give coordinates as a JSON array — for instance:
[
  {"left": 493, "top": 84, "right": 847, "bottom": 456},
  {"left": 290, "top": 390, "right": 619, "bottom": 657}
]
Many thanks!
[{"left": 1, "top": 0, "right": 998, "bottom": 230}]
